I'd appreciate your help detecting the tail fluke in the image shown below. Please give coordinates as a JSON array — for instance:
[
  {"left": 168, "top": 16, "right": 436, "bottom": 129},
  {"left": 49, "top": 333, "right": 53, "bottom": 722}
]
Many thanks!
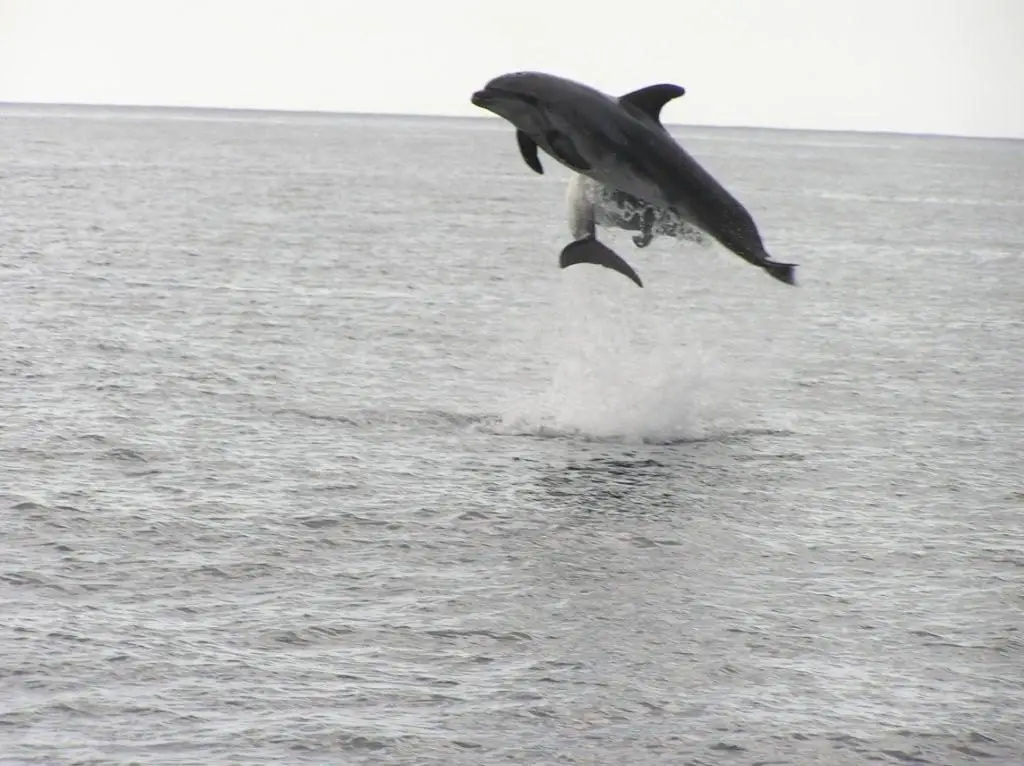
[
  {"left": 559, "top": 236, "right": 644, "bottom": 288},
  {"left": 764, "top": 260, "right": 797, "bottom": 286}
]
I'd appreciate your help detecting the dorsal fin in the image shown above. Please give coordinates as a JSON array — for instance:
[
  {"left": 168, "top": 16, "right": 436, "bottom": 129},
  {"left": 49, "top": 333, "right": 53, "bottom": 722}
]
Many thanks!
[
  {"left": 516, "top": 130, "right": 544, "bottom": 174},
  {"left": 619, "top": 84, "right": 686, "bottom": 124}
]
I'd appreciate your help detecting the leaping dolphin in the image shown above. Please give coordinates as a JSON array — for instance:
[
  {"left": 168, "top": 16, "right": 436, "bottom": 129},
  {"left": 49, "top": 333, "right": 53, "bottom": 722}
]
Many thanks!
[{"left": 471, "top": 71, "right": 796, "bottom": 287}]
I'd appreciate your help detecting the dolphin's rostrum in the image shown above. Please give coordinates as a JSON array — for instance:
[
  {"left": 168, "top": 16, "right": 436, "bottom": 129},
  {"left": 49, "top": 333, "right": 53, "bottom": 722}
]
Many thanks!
[{"left": 471, "top": 71, "right": 797, "bottom": 287}]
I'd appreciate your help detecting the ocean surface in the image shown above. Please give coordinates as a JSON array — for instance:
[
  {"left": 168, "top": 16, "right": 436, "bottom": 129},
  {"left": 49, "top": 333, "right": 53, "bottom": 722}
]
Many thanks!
[{"left": 1, "top": 104, "right": 1021, "bottom": 765}]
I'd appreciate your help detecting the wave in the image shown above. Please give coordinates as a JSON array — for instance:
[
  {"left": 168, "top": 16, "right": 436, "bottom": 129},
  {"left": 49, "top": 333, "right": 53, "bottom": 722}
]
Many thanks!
[
  {"left": 273, "top": 406, "right": 492, "bottom": 431},
  {"left": 274, "top": 403, "right": 788, "bottom": 449}
]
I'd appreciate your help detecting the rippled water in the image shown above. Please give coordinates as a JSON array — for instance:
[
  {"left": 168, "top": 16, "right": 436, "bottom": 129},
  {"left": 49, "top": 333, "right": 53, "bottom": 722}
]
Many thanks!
[{"left": 2, "top": 105, "right": 1022, "bottom": 765}]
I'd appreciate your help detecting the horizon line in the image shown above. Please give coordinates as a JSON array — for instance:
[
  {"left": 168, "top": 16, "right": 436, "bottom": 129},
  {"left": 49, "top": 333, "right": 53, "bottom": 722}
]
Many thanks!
[{"left": 1, "top": 99, "right": 1021, "bottom": 143}]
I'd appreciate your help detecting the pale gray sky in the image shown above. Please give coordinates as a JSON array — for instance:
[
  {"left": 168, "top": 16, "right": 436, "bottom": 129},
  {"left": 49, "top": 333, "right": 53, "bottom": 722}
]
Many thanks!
[{"left": 1, "top": 0, "right": 1022, "bottom": 138}]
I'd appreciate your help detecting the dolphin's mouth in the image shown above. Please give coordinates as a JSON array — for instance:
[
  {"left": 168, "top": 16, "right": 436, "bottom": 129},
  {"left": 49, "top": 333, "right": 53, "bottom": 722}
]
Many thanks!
[
  {"left": 472, "top": 87, "right": 512, "bottom": 108},
  {"left": 471, "top": 86, "right": 537, "bottom": 110}
]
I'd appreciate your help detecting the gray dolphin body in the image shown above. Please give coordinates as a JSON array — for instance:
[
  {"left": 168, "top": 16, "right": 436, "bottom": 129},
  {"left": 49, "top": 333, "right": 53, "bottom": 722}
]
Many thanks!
[{"left": 471, "top": 71, "right": 796, "bottom": 287}]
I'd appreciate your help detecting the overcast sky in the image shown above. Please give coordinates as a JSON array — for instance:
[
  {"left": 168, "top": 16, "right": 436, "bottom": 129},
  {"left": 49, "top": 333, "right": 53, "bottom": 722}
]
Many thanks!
[{"left": 1, "top": 0, "right": 1022, "bottom": 138}]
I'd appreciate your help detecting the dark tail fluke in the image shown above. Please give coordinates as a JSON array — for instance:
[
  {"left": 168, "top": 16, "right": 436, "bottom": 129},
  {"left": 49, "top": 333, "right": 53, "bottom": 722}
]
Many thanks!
[
  {"left": 764, "top": 260, "right": 798, "bottom": 286},
  {"left": 559, "top": 236, "right": 644, "bottom": 288}
]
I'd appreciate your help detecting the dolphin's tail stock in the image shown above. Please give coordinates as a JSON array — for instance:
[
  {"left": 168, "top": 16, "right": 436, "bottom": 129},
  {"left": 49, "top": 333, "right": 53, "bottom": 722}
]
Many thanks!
[
  {"left": 559, "top": 236, "right": 644, "bottom": 287},
  {"left": 764, "top": 259, "right": 798, "bottom": 286}
]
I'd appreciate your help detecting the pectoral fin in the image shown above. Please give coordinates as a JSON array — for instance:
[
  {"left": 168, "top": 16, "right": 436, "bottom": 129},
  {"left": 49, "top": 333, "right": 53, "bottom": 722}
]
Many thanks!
[
  {"left": 516, "top": 130, "right": 544, "bottom": 174},
  {"left": 559, "top": 237, "right": 643, "bottom": 287},
  {"left": 545, "top": 131, "right": 591, "bottom": 171}
]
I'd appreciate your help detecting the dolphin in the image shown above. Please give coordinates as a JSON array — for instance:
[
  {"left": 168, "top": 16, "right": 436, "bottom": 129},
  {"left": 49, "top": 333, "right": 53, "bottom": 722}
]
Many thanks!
[{"left": 471, "top": 71, "right": 796, "bottom": 287}]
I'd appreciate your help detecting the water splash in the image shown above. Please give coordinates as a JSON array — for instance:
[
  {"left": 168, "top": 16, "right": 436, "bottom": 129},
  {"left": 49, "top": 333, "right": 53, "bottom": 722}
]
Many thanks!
[{"left": 498, "top": 277, "right": 759, "bottom": 444}]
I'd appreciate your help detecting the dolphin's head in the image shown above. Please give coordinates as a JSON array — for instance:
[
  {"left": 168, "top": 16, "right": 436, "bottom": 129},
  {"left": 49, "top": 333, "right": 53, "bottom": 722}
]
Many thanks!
[
  {"left": 472, "top": 71, "right": 644, "bottom": 188},
  {"left": 471, "top": 71, "right": 559, "bottom": 125}
]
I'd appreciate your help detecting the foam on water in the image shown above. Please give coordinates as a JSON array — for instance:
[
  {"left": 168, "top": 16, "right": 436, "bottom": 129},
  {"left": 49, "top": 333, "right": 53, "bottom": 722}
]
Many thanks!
[{"left": 498, "top": 278, "right": 757, "bottom": 443}]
